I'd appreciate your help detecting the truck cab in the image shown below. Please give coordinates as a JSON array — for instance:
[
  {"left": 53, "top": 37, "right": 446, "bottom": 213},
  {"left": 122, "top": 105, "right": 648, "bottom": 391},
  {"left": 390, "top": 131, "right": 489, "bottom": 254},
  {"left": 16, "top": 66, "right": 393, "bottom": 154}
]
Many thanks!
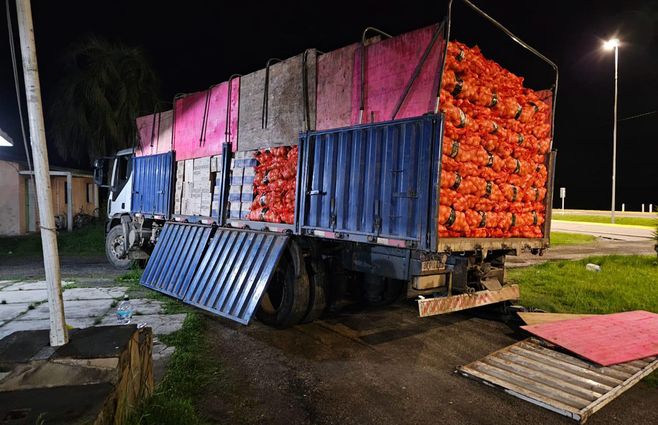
[{"left": 94, "top": 148, "right": 157, "bottom": 268}]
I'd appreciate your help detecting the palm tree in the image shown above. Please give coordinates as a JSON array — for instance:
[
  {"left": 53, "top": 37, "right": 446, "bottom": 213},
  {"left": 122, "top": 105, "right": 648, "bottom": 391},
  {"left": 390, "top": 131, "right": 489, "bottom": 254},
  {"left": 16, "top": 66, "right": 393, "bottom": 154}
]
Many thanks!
[{"left": 49, "top": 36, "right": 159, "bottom": 163}]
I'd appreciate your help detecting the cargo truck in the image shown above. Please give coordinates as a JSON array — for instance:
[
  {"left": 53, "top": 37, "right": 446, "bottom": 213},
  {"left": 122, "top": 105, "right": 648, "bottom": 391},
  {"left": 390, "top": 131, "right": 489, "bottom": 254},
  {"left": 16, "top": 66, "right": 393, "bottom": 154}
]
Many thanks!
[{"left": 94, "top": 0, "right": 558, "bottom": 327}]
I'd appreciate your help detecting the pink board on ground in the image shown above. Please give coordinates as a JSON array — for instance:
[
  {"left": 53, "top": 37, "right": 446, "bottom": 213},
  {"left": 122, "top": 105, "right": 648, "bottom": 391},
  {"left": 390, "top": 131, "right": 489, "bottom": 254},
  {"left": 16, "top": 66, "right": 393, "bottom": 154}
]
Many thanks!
[
  {"left": 135, "top": 110, "right": 173, "bottom": 156},
  {"left": 173, "top": 78, "right": 240, "bottom": 161},
  {"left": 522, "top": 310, "right": 658, "bottom": 366},
  {"left": 316, "top": 24, "right": 445, "bottom": 130}
]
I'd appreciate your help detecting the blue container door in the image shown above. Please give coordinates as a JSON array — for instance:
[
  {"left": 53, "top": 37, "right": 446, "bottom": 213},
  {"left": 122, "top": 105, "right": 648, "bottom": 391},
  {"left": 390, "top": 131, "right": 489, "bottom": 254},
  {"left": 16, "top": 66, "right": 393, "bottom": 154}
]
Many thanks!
[
  {"left": 131, "top": 151, "right": 173, "bottom": 218},
  {"left": 299, "top": 115, "right": 442, "bottom": 250}
]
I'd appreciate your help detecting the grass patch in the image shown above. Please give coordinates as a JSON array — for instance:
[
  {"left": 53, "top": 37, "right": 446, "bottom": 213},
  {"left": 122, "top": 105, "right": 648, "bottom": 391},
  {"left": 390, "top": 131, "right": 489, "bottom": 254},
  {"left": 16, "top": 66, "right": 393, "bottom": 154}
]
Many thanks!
[
  {"left": 128, "top": 313, "right": 217, "bottom": 425},
  {"left": 116, "top": 268, "right": 188, "bottom": 314},
  {"left": 550, "top": 232, "right": 597, "bottom": 246},
  {"left": 0, "top": 222, "right": 105, "bottom": 257},
  {"left": 508, "top": 255, "right": 658, "bottom": 314},
  {"left": 509, "top": 255, "right": 658, "bottom": 386},
  {"left": 553, "top": 213, "right": 656, "bottom": 227}
]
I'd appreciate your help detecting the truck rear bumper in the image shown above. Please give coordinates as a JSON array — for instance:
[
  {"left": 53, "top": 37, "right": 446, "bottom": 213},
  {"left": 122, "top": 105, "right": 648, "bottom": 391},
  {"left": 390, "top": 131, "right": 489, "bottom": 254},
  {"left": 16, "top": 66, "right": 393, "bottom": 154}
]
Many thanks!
[{"left": 417, "top": 284, "right": 519, "bottom": 317}]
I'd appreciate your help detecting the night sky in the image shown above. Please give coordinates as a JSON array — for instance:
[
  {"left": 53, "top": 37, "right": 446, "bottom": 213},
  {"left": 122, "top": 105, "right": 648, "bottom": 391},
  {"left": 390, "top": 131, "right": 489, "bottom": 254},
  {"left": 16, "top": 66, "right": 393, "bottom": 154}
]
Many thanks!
[{"left": 0, "top": 0, "right": 656, "bottom": 210}]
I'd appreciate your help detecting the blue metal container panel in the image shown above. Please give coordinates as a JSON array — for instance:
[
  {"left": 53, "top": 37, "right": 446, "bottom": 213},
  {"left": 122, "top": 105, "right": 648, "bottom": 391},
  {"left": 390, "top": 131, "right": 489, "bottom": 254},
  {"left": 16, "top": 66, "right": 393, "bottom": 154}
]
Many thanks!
[
  {"left": 299, "top": 115, "right": 442, "bottom": 250},
  {"left": 131, "top": 151, "right": 174, "bottom": 218},
  {"left": 140, "top": 223, "right": 212, "bottom": 298},
  {"left": 184, "top": 229, "right": 289, "bottom": 325}
]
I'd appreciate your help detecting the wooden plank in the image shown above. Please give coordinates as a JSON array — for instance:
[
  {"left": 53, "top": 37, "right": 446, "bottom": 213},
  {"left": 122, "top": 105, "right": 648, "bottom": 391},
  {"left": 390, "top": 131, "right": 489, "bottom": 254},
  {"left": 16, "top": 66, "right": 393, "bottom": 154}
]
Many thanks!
[
  {"left": 458, "top": 339, "right": 658, "bottom": 424},
  {"left": 482, "top": 356, "right": 600, "bottom": 401},
  {"left": 518, "top": 312, "right": 597, "bottom": 326},
  {"left": 458, "top": 366, "right": 582, "bottom": 421},
  {"left": 522, "top": 311, "right": 658, "bottom": 366},
  {"left": 581, "top": 357, "right": 658, "bottom": 421}
]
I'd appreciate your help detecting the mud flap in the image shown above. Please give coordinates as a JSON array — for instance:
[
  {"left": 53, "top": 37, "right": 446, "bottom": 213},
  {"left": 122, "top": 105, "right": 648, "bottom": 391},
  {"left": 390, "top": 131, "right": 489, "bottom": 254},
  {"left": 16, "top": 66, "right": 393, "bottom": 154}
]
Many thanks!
[{"left": 141, "top": 223, "right": 290, "bottom": 325}]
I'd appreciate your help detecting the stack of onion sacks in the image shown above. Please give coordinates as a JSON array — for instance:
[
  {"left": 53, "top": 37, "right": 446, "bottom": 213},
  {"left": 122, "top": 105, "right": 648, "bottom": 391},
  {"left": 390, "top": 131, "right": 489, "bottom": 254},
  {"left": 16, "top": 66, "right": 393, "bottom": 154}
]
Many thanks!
[{"left": 438, "top": 41, "right": 551, "bottom": 239}]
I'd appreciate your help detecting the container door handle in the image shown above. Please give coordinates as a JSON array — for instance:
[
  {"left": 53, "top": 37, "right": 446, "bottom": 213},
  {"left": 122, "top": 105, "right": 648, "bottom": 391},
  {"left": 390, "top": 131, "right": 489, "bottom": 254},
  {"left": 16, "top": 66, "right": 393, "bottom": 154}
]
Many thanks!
[{"left": 308, "top": 189, "right": 326, "bottom": 196}]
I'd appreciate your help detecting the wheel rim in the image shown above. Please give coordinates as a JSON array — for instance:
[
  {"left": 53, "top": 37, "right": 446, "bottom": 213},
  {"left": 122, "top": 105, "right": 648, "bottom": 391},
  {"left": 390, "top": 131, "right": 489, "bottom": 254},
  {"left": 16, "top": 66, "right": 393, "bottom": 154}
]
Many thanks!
[{"left": 110, "top": 235, "right": 126, "bottom": 260}]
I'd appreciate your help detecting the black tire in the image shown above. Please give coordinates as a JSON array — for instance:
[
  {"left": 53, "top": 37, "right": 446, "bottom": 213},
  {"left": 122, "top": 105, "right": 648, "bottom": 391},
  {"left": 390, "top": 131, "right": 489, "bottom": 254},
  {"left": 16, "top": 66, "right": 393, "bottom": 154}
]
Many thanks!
[
  {"left": 257, "top": 240, "right": 310, "bottom": 328},
  {"left": 361, "top": 273, "right": 404, "bottom": 307},
  {"left": 105, "top": 225, "right": 135, "bottom": 270},
  {"left": 301, "top": 256, "right": 328, "bottom": 323}
]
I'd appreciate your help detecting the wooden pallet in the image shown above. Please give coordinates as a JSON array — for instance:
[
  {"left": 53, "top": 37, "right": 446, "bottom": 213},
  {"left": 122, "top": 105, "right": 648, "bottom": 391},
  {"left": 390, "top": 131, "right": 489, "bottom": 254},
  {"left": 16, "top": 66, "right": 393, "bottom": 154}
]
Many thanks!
[{"left": 458, "top": 338, "right": 658, "bottom": 423}]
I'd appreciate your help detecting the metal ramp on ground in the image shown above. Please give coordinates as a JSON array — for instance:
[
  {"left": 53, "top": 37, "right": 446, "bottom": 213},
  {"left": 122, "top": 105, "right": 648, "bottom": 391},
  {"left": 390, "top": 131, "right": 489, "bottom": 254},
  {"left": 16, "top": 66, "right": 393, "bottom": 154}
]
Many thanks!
[{"left": 141, "top": 222, "right": 289, "bottom": 324}]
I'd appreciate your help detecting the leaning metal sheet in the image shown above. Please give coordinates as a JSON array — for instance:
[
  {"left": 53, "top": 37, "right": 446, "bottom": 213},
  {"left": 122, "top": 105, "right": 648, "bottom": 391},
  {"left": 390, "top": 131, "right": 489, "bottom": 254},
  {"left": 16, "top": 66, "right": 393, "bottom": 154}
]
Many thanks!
[
  {"left": 183, "top": 229, "right": 289, "bottom": 325},
  {"left": 140, "top": 222, "right": 212, "bottom": 299}
]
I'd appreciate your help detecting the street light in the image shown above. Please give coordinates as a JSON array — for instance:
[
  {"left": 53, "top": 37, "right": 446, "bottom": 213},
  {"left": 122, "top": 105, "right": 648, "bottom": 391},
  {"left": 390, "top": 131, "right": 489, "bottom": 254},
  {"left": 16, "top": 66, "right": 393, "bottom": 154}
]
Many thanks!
[
  {"left": 603, "top": 37, "right": 619, "bottom": 224},
  {"left": 0, "top": 128, "right": 13, "bottom": 147}
]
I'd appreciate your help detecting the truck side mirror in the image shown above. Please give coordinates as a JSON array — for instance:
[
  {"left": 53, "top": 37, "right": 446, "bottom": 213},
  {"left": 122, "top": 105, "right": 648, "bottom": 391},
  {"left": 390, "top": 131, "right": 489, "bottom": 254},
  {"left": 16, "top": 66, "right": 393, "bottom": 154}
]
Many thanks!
[{"left": 93, "top": 158, "right": 110, "bottom": 188}]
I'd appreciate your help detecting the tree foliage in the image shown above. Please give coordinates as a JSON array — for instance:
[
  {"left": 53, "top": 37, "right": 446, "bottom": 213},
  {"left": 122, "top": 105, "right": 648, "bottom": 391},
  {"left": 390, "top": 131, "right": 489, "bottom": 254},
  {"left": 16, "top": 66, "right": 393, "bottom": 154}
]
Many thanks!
[{"left": 49, "top": 37, "right": 159, "bottom": 163}]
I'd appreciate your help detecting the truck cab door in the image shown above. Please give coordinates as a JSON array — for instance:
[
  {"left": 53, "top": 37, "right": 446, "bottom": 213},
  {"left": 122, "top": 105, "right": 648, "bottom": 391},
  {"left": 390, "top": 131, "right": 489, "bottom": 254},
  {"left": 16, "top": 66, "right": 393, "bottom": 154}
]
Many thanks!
[{"left": 108, "top": 153, "right": 133, "bottom": 217}]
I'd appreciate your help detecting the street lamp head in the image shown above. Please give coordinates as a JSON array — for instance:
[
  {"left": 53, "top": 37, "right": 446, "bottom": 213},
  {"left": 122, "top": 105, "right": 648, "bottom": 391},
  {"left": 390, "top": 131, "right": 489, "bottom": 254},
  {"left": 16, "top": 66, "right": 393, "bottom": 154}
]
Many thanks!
[
  {"left": 603, "top": 38, "right": 620, "bottom": 51},
  {"left": 0, "top": 129, "right": 14, "bottom": 147}
]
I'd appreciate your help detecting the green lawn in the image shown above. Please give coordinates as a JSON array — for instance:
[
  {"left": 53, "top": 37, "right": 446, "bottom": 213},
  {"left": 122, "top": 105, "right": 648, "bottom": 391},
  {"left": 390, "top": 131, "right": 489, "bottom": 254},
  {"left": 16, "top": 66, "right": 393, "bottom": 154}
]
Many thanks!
[
  {"left": 0, "top": 222, "right": 105, "bottom": 257},
  {"left": 552, "top": 213, "right": 656, "bottom": 227},
  {"left": 550, "top": 232, "right": 597, "bottom": 246},
  {"left": 508, "top": 255, "right": 658, "bottom": 314}
]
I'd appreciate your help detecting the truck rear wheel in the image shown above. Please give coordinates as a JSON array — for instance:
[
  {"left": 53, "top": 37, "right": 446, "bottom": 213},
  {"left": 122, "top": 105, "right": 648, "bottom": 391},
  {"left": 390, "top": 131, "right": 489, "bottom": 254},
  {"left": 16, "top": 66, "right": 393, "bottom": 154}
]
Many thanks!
[
  {"left": 301, "top": 257, "right": 328, "bottom": 323},
  {"left": 105, "top": 225, "right": 134, "bottom": 270},
  {"left": 257, "top": 240, "right": 310, "bottom": 328}
]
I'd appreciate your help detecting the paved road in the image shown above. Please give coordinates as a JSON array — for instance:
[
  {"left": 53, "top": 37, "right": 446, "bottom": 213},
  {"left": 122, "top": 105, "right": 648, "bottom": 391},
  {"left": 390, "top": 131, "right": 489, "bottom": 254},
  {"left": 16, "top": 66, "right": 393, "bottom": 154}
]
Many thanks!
[
  {"left": 556, "top": 209, "right": 656, "bottom": 219},
  {"left": 552, "top": 220, "right": 654, "bottom": 241}
]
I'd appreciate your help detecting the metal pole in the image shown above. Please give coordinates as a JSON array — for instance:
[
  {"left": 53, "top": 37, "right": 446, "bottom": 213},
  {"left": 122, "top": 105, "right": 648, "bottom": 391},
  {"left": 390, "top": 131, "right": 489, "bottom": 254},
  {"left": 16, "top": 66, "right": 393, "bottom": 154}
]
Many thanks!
[
  {"left": 15, "top": 0, "right": 68, "bottom": 346},
  {"left": 611, "top": 45, "right": 618, "bottom": 224}
]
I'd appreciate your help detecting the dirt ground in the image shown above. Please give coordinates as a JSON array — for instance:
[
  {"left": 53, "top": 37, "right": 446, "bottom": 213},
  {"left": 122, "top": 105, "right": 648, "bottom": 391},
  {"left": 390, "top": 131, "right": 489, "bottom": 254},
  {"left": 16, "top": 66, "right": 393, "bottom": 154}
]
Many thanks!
[{"left": 202, "top": 302, "right": 658, "bottom": 425}]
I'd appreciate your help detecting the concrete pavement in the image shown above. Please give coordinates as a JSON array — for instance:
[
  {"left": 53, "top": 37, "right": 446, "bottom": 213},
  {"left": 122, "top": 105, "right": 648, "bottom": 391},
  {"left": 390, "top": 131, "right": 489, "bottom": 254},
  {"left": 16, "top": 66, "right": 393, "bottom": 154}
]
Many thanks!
[
  {"left": 0, "top": 279, "right": 185, "bottom": 382},
  {"left": 551, "top": 219, "right": 654, "bottom": 241}
]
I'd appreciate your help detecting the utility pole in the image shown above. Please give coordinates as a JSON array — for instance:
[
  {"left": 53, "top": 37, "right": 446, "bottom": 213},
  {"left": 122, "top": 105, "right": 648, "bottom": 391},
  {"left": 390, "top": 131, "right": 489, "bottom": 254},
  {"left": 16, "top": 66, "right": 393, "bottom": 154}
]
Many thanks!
[{"left": 15, "top": 0, "right": 68, "bottom": 346}]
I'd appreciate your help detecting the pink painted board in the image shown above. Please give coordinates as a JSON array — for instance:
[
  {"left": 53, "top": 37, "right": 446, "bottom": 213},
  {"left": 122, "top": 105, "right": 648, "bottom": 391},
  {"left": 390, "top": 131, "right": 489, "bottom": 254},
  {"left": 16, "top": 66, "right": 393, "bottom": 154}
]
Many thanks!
[
  {"left": 135, "top": 110, "right": 173, "bottom": 156},
  {"left": 316, "top": 42, "right": 358, "bottom": 130},
  {"left": 173, "top": 78, "right": 240, "bottom": 161},
  {"left": 522, "top": 310, "right": 658, "bottom": 366},
  {"left": 351, "top": 24, "right": 445, "bottom": 125}
]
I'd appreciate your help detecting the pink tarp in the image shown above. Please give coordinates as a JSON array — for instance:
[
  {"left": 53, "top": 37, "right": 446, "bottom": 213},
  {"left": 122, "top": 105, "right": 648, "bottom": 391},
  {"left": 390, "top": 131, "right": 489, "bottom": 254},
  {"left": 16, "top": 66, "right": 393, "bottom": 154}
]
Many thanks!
[
  {"left": 316, "top": 24, "right": 445, "bottom": 130},
  {"left": 173, "top": 79, "right": 240, "bottom": 160},
  {"left": 522, "top": 310, "right": 658, "bottom": 366},
  {"left": 135, "top": 110, "right": 173, "bottom": 156}
]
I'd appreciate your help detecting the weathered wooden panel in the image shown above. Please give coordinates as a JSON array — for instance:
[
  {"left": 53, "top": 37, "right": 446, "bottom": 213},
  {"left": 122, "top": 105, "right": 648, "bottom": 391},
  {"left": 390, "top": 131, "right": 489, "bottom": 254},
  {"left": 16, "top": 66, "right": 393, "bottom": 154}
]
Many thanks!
[
  {"left": 237, "top": 51, "right": 316, "bottom": 151},
  {"left": 173, "top": 79, "right": 240, "bottom": 161},
  {"left": 518, "top": 312, "right": 598, "bottom": 326},
  {"left": 135, "top": 110, "right": 173, "bottom": 156},
  {"left": 316, "top": 43, "right": 358, "bottom": 130},
  {"left": 352, "top": 24, "right": 444, "bottom": 125},
  {"left": 522, "top": 310, "right": 658, "bottom": 366}
]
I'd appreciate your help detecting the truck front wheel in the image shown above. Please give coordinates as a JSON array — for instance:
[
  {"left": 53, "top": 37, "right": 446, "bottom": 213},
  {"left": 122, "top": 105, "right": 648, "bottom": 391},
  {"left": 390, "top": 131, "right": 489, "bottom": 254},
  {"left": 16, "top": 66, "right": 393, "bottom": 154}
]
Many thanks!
[{"left": 105, "top": 225, "right": 134, "bottom": 270}]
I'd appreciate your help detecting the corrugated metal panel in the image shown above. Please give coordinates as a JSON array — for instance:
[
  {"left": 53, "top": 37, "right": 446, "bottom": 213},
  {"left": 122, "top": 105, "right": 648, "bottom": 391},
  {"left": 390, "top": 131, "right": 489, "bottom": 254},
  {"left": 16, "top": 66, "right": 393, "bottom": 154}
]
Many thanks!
[
  {"left": 140, "top": 223, "right": 212, "bottom": 298},
  {"left": 299, "top": 115, "right": 442, "bottom": 250},
  {"left": 183, "top": 229, "right": 289, "bottom": 325},
  {"left": 458, "top": 338, "right": 658, "bottom": 423},
  {"left": 131, "top": 152, "right": 174, "bottom": 218}
]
